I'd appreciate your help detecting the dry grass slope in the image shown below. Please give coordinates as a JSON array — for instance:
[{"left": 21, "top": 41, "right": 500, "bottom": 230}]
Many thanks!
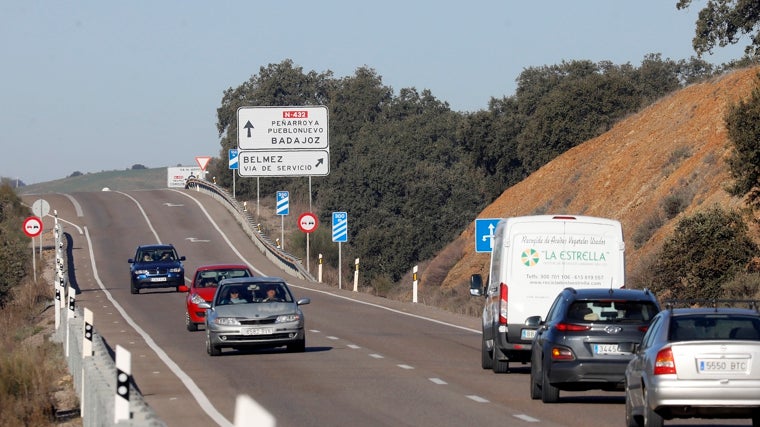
[{"left": 438, "top": 66, "right": 760, "bottom": 291}]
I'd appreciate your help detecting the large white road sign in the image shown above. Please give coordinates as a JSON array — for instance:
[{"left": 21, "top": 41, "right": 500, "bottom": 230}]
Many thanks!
[
  {"left": 238, "top": 106, "right": 329, "bottom": 150},
  {"left": 238, "top": 150, "right": 329, "bottom": 177}
]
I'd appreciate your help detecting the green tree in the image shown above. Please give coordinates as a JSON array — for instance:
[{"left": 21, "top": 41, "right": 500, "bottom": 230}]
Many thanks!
[
  {"left": 649, "top": 206, "right": 757, "bottom": 300},
  {"left": 726, "top": 72, "right": 760, "bottom": 208},
  {"left": 677, "top": 0, "right": 760, "bottom": 57},
  {"left": 0, "top": 184, "right": 31, "bottom": 306}
]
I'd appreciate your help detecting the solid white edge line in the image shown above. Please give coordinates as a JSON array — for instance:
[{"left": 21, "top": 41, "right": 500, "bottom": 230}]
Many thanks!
[{"left": 84, "top": 226, "right": 233, "bottom": 427}]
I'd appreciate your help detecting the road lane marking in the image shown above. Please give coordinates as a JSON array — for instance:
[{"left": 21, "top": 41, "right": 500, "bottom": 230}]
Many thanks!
[
  {"left": 429, "top": 378, "right": 447, "bottom": 385},
  {"left": 467, "top": 395, "right": 489, "bottom": 403},
  {"left": 514, "top": 414, "right": 540, "bottom": 423}
]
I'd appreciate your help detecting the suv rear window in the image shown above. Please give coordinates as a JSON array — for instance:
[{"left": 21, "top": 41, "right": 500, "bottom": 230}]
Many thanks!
[{"left": 568, "top": 300, "right": 659, "bottom": 323}]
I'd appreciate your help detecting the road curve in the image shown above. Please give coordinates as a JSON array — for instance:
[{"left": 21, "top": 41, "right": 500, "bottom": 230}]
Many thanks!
[{"left": 24, "top": 189, "right": 739, "bottom": 427}]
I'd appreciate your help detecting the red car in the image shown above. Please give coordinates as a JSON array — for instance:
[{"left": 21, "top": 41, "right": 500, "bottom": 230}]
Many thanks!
[{"left": 180, "top": 264, "right": 253, "bottom": 331}]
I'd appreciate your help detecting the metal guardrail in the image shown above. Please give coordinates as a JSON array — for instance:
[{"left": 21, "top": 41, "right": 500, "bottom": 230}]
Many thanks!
[
  {"left": 184, "top": 178, "right": 315, "bottom": 282},
  {"left": 51, "top": 216, "right": 165, "bottom": 426},
  {"left": 49, "top": 181, "right": 312, "bottom": 426}
]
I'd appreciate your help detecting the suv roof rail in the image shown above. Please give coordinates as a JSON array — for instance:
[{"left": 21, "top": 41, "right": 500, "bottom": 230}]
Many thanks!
[{"left": 664, "top": 299, "right": 760, "bottom": 312}]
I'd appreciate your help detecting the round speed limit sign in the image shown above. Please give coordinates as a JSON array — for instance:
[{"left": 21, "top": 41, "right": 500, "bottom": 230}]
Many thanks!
[
  {"left": 23, "top": 216, "right": 43, "bottom": 238},
  {"left": 297, "top": 212, "right": 319, "bottom": 233}
]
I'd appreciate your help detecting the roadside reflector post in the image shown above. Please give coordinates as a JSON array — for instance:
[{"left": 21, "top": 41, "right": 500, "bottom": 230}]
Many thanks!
[
  {"left": 353, "top": 258, "right": 359, "bottom": 292},
  {"left": 318, "top": 254, "right": 323, "bottom": 283},
  {"left": 412, "top": 265, "right": 419, "bottom": 303},
  {"left": 234, "top": 394, "right": 275, "bottom": 427},
  {"left": 81, "top": 308, "right": 94, "bottom": 417},
  {"left": 66, "top": 285, "right": 75, "bottom": 357},
  {"left": 115, "top": 345, "right": 131, "bottom": 423}
]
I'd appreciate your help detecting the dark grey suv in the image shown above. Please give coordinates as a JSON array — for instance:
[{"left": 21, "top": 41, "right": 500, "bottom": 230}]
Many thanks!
[{"left": 528, "top": 287, "right": 660, "bottom": 403}]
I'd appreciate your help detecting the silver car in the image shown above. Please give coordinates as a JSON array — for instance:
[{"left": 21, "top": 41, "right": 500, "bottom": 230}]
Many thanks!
[
  {"left": 200, "top": 277, "right": 310, "bottom": 356},
  {"left": 624, "top": 304, "right": 760, "bottom": 427}
]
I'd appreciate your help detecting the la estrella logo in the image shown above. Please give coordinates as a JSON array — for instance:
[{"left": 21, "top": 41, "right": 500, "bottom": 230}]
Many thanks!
[{"left": 521, "top": 248, "right": 540, "bottom": 266}]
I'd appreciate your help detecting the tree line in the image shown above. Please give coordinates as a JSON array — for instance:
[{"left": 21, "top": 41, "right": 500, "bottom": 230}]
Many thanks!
[{"left": 209, "top": 55, "right": 741, "bottom": 287}]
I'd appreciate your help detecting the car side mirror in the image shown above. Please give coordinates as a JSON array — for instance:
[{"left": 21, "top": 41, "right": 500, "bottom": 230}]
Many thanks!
[
  {"left": 525, "top": 315, "right": 542, "bottom": 328},
  {"left": 179, "top": 256, "right": 187, "bottom": 261},
  {"left": 198, "top": 302, "right": 211, "bottom": 309},
  {"left": 297, "top": 298, "right": 311, "bottom": 306},
  {"left": 469, "top": 274, "right": 484, "bottom": 297},
  {"left": 128, "top": 259, "right": 134, "bottom": 264}
]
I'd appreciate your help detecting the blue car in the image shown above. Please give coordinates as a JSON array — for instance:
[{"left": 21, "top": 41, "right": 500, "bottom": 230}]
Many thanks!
[{"left": 128, "top": 244, "right": 186, "bottom": 294}]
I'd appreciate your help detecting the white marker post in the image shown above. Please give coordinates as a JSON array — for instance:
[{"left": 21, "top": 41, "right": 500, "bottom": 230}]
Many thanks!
[
  {"left": 81, "top": 308, "right": 94, "bottom": 417},
  {"left": 353, "top": 258, "right": 359, "bottom": 292},
  {"left": 66, "top": 285, "right": 75, "bottom": 357},
  {"left": 234, "top": 394, "right": 275, "bottom": 427},
  {"left": 318, "top": 254, "right": 323, "bottom": 283},
  {"left": 412, "top": 265, "right": 419, "bottom": 303},
  {"left": 115, "top": 345, "right": 131, "bottom": 423}
]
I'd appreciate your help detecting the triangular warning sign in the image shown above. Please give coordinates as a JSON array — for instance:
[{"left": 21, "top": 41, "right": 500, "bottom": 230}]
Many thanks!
[{"left": 196, "top": 156, "right": 212, "bottom": 171}]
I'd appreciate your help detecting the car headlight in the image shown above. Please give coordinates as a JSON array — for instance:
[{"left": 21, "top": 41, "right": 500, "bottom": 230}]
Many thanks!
[
  {"left": 276, "top": 314, "right": 300, "bottom": 323},
  {"left": 133, "top": 269, "right": 149, "bottom": 275},
  {"left": 169, "top": 267, "right": 183, "bottom": 273},
  {"left": 190, "top": 294, "right": 206, "bottom": 305},
  {"left": 214, "top": 317, "right": 241, "bottom": 326}
]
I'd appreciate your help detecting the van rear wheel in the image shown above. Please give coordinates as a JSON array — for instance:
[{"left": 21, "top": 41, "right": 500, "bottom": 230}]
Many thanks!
[
  {"left": 491, "top": 347, "right": 509, "bottom": 373},
  {"left": 481, "top": 338, "right": 493, "bottom": 370}
]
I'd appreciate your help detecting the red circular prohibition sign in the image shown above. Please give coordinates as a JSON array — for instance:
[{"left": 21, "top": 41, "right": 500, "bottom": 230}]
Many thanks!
[{"left": 298, "top": 212, "right": 319, "bottom": 233}]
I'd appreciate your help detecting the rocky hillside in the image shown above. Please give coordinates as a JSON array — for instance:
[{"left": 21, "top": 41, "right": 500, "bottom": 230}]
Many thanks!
[{"left": 438, "top": 66, "right": 760, "bottom": 291}]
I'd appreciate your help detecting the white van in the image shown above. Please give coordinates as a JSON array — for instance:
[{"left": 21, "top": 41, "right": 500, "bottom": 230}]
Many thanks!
[{"left": 470, "top": 215, "right": 625, "bottom": 373}]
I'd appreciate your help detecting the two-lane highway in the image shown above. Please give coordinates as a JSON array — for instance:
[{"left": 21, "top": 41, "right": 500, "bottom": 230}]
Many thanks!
[{"left": 26, "top": 189, "right": 733, "bottom": 426}]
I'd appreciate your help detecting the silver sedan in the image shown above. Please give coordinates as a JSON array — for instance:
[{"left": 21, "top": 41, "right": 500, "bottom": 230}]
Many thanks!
[
  {"left": 624, "top": 305, "right": 760, "bottom": 427},
  {"left": 200, "top": 277, "right": 310, "bottom": 356}
]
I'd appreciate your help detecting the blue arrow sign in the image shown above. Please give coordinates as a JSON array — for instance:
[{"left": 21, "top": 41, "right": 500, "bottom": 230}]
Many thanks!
[
  {"left": 229, "top": 149, "right": 239, "bottom": 170},
  {"left": 332, "top": 212, "right": 347, "bottom": 242},
  {"left": 475, "top": 218, "right": 501, "bottom": 253},
  {"left": 276, "top": 191, "right": 289, "bottom": 215}
]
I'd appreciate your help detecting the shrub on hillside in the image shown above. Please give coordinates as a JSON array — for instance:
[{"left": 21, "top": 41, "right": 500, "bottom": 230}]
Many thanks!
[
  {"left": 0, "top": 184, "right": 32, "bottom": 306},
  {"left": 726, "top": 72, "right": 760, "bottom": 208},
  {"left": 649, "top": 206, "right": 757, "bottom": 300}
]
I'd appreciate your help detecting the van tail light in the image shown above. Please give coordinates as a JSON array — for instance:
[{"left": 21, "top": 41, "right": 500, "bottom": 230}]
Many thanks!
[
  {"left": 498, "top": 283, "right": 508, "bottom": 325},
  {"left": 554, "top": 323, "right": 591, "bottom": 332},
  {"left": 654, "top": 347, "right": 676, "bottom": 375}
]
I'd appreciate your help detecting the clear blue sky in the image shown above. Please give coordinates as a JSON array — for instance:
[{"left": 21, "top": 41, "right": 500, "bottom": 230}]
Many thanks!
[{"left": 0, "top": 1, "right": 749, "bottom": 184}]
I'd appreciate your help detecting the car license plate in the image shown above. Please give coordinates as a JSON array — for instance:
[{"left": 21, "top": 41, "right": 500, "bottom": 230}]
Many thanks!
[
  {"left": 593, "top": 344, "right": 622, "bottom": 355},
  {"left": 698, "top": 358, "right": 749, "bottom": 373},
  {"left": 242, "top": 327, "right": 273, "bottom": 336},
  {"left": 521, "top": 329, "right": 536, "bottom": 340},
  {"left": 150, "top": 277, "right": 167, "bottom": 282}
]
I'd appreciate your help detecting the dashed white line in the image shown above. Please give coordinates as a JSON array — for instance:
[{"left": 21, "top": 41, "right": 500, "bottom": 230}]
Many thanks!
[
  {"left": 397, "top": 364, "right": 414, "bottom": 370},
  {"left": 326, "top": 336, "right": 339, "bottom": 340},
  {"left": 467, "top": 395, "right": 490, "bottom": 403},
  {"left": 347, "top": 344, "right": 361, "bottom": 349},
  {"left": 514, "top": 414, "right": 540, "bottom": 423},
  {"left": 369, "top": 353, "right": 384, "bottom": 359},
  {"left": 429, "top": 378, "right": 447, "bottom": 385}
]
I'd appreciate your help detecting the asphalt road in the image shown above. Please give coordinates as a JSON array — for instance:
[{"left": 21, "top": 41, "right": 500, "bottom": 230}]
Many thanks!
[{"left": 22, "top": 189, "right": 751, "bottom": 427}]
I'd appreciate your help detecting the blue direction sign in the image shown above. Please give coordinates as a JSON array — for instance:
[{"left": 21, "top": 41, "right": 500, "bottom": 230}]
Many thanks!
[
  {"left": 332, "top": 212, "right": 347, "bottom": 242},
  {"left": 276, "top": 191, "right": 289, "bottom": 215},
  {"left": 229, "top": 149, "right": 239, "bottom": 170},
  {"left": 475, "top": 218, "right": 501, "bottom": 253}
]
